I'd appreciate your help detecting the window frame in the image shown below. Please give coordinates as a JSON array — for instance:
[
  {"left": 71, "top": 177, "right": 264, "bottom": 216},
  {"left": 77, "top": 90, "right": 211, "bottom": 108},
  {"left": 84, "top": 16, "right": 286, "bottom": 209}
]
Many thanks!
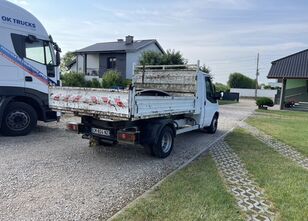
[
  {"left": 107, "top": 57, "right": 117, "bottom": 69},
  {"left": 11, "top": 33, "right": 55, "bottom": 66}
]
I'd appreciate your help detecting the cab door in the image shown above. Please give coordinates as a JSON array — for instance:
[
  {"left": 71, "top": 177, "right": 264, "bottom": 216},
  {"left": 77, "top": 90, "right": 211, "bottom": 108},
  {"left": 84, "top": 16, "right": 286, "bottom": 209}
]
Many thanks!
[
  {"left": 0, "top": 34, "right": 25, "bottom": 90},
  {"left": 23, "top": 39, "right": 56, "bottom": 95},
  {"left": 201, "top": 76, "right": 218, "bottom": 127}
]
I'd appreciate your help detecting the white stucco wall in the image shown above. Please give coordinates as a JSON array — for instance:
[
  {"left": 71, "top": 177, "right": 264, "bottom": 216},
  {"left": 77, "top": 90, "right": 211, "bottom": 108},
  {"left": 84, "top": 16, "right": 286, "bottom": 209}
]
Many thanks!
[
  {"left": 87, "top": 54, "right": 99, "bottom": 69},
  {"left": 231, "top": 88, "right": 278, "bottom": 100},
  {"left": 126, "top": 43, "right": 162, "bottom": 79}
]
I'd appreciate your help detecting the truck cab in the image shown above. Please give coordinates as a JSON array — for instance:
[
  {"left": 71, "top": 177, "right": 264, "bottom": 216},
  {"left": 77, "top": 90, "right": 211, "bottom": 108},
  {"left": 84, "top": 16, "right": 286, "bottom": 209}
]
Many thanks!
[{"left": 0, "top": 0, "right": 61, "bottom": 136}]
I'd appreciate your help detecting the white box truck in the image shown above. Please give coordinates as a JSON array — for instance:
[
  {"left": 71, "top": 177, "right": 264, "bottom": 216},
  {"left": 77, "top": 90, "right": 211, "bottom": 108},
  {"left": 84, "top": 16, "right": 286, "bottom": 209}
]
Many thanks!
[
  {"left": 49, "top": 65, "right": 220, "bottom": 158},
  {"left": 0, "top": 0, "right": 61, "bottom": 136}
]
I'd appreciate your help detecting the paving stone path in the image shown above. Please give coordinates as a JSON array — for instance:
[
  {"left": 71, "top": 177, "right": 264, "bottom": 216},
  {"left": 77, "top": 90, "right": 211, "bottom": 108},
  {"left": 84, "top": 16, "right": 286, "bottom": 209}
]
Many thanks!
[
  {"left": 239, "top": 122, "right": 308, "bottom": 170},
  {"left": 210, "top": 140, "right": 276, "bottom": 221}
]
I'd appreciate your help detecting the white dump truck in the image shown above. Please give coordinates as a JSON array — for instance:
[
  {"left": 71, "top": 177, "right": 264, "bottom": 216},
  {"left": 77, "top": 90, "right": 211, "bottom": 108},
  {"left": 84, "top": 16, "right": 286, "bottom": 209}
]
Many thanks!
[
  {"left": 49, "top": 64, "right": 220, "bottom": 158},
  {"left": 0, "top": 0, "right": 61, "bottom": 136}
]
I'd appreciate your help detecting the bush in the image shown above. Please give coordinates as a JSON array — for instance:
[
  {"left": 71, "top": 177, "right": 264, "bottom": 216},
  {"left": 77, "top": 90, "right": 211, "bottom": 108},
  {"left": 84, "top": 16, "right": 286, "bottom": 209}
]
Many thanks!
[
  {"left": 61, "top": 72, "right": 86, "bottom": 87},
  {"left": 62, "top": 72, "right": 103, "bottom": 88},
  {"left": 139, "top": 49, "right": 186, "bottom": 66},
  {"left": 89, "top": 78, "right": 101, "bottom": 88},
  {"left": 102, "top": 70, "right": 124, "bottom": 88},
  {"left": 256, "top": 97, "right": 274, "bottom": 108}
]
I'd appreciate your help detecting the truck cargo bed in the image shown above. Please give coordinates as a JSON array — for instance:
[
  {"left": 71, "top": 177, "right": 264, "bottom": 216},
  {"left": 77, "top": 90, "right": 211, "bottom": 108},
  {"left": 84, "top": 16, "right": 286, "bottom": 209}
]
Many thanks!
[
  {"left": 49, "top": 65, "right": 199, "bottom": 121},
  {"left": 49, "top": 87, "right": 196, "bottom": 121}
]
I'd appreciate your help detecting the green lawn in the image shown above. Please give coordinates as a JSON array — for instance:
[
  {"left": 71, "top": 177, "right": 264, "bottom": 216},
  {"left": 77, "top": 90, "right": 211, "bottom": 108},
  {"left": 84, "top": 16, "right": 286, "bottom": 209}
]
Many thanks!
[
  {"left": 218, "top": 100, "right": 239, "bottom": 105},
  {"left": 247, "top": 110, "right": 308, "bottom": 157},
  {"left": 113, "top": 155, "right": 243, "bottom": 221},
  {"left": 225, "top": 129, "right": 308, "bottom": 221}
]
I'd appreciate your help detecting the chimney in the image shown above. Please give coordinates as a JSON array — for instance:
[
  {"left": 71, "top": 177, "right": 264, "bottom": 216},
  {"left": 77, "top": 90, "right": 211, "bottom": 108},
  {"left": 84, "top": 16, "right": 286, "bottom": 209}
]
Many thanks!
[
  {"left": 125, "top": 35, "right": 134, "bottom": 45},
  {"left": 117, "top": 39, "right": 124, "bottom": 42}
]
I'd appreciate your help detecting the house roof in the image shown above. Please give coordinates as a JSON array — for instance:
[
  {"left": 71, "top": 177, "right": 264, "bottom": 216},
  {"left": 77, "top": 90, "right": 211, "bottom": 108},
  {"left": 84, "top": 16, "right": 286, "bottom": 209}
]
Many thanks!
[
  {"left": 75, "top": 39, "right": 165, "bottom": 54},
  {"left": 268, "top": 49, "right": 308, "bottom": 79}
]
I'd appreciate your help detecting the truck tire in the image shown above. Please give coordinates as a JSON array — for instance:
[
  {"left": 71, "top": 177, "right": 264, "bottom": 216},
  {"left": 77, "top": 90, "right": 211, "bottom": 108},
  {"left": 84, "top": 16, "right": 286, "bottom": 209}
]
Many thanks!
[
  {"left": 152, "top": 126, "right": 175, "bottom": 158},
  {"left": 204, "top": 115, "right": 218, "bottom": 134},
  {"left": 1, "top": 102, "right": 37, "bottom": 136}
]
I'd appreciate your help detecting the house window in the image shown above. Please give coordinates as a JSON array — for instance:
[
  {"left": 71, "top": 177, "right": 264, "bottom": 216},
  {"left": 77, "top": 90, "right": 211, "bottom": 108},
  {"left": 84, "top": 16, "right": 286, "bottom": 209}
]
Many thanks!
[{"left": 107, "top": 57, "right": 117, "bottom": 69}]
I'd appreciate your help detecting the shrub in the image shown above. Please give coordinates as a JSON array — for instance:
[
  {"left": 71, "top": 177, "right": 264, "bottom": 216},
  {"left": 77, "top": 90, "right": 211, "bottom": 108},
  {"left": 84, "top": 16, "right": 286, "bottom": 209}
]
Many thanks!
[
  {"left": 89, "top": 78, "right": 101, "bottom": 88},
  {"left": 61, "top": 72, "right": 86, "bottom": 87},
  {"left": 139, "top": 49, "right": 187, "bottom": 66},
  {"left": 102, "top": 70, "right": 123, "bottom": 88},
  {"left": 256, "top": 97, "right": 274, "bottom": 108}
]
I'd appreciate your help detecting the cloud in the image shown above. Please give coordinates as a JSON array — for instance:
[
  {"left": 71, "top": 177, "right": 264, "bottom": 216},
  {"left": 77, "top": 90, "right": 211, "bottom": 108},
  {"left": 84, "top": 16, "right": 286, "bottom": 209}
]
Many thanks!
[{"left": 8, "top": 0, "right": 29, "bottom": 6}]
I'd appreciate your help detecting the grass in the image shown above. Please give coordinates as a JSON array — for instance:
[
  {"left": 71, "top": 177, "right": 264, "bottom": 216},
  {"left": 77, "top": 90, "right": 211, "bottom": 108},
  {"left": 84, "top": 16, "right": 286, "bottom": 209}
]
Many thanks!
[
  {"left": 225, "top": 129, "right": 308, "bottom": 221},
  {"left": 247, "top": 109, "right": 308, "bottom": 157},
  {"left": 218, "top": 100, "right": 239, "bottom": 105},
  {"left": 113, "top": 155, "right": 243, "bottom": 221}
]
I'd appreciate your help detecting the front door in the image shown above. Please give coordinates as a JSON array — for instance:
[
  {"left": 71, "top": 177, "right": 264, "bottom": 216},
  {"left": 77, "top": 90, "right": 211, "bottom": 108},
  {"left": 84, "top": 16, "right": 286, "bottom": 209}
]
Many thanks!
[{"left": 202, "top": 76, "right": 218, "bottom": 127}]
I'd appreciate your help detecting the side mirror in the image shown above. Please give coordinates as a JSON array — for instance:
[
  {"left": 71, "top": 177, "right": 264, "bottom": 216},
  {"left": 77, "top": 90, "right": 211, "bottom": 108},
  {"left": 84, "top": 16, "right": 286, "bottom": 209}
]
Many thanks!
[{"left": 56, "top": 51, "right": 61, "bottom": 66}]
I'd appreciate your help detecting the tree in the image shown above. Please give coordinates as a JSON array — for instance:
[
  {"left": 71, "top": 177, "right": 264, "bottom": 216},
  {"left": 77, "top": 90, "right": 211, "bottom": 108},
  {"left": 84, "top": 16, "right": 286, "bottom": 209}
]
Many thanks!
[
  {"left": 61, "top": 51, "right": 76, "bottom": 72},
  {"left": 200, "top": 64, "right": 211, "bottom": 74},
  {"left": 139, "top": 49, "right": 187, "bottom": 65},
  {"left": 200, "top": 64, "right": 214, "bottom": 79},
  {"left": 215, "top": 83, "right": 230, "bottom": 92},
  {"left": 227, "top": 72, "right": 257, "bottom": 89}
]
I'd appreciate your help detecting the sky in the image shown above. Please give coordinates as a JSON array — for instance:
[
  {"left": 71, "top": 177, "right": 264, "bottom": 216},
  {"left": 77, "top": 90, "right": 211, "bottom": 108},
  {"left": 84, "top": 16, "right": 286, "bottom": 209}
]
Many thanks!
[{"left": 8, "top": 0, "right": 308, "bottom": 84}]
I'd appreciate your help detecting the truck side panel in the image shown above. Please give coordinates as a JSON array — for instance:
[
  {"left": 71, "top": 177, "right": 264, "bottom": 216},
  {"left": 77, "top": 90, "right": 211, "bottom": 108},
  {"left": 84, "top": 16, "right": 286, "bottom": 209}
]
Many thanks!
[
  {"left": 48, "top": 87, "right": 131, "bottom": 119},
  {"left": 134, "top": 96, "right": 195, "bottom": 119}
]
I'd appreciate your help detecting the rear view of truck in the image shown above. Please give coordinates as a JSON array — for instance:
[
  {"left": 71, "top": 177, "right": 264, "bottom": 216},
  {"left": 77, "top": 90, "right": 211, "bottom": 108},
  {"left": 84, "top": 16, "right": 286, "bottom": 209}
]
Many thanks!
[{"left": 49, "top": 64, "right": 220, "bottom": 158}]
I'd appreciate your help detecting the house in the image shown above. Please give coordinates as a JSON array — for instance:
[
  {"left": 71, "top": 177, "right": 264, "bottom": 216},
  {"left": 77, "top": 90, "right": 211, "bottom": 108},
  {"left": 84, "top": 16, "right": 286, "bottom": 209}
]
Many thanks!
[
  {"left": 69, "top": 35, "right": 164, "bottom": 79},
  {"left": 268, "top": 49, "right": 308, "bottom": 110}
]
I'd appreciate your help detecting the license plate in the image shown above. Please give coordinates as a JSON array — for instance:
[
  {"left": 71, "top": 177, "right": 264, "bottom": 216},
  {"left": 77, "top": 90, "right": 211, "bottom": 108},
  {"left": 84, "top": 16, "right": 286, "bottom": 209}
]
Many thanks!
[{"left": 91, "top": 128, "right": 110, "bottom": 136}]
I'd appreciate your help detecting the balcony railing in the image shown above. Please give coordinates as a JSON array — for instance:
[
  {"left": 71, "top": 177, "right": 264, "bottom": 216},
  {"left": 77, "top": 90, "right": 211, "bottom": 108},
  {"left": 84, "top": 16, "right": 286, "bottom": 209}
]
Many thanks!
[{"left": 85, "top": 68, "right": 100, "bottom": 77}]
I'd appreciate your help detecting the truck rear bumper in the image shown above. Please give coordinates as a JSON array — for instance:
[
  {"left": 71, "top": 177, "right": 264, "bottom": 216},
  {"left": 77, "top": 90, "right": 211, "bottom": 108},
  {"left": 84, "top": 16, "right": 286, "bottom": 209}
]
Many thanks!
[{"left": 77, "top": 123, "right": 140, "bottom": 145}]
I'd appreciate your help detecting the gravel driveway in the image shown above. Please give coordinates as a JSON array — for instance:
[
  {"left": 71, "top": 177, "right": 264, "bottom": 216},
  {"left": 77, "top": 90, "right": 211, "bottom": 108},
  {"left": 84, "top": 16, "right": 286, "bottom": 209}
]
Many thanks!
[{"left": 0, "top": 99, "right": 256, "bottom": 220}]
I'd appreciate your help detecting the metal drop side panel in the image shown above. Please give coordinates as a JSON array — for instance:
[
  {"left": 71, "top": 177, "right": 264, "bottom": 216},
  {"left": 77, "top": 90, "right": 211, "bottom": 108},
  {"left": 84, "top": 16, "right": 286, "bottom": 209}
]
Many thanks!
[
  {"left": 133, "top": 96, "right": 196, "bottom": 119},
  {"left": 48, "top": 87, "right": 131, "bottom": 119}
]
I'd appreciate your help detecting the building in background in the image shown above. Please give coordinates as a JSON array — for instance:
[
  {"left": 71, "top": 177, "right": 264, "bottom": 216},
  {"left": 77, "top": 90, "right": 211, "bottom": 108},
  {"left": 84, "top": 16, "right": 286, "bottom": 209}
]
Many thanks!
[
  {"left": 268, "top": 49, "right": 308, "bottom": 111},
  {"left": 68, "top": 35, "right": 164, "bottom": 79}
]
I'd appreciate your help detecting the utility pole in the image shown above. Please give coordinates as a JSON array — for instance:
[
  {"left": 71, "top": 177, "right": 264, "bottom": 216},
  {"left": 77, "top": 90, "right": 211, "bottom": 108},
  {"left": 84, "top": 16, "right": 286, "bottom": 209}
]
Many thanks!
[{"left": 255, "top": 53, "right": 259, "bottom": 99}]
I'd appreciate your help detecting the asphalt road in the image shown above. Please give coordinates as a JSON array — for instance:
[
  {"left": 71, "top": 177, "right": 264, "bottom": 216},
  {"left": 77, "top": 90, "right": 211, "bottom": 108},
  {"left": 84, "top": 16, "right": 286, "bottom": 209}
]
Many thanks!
[{"left": 0, "top": 100, "right": 256, "bottom": 220}]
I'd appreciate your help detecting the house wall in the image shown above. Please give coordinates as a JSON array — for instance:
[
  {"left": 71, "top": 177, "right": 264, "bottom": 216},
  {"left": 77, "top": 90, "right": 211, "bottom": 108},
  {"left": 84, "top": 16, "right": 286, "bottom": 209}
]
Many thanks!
[
  {"left": 99, "top": 53, "right": 126, "bottom": 78},
  {"left": 72, "top": 55, "right": 84, "bottom": 73},
  {"left": 87, "top": 54, "right": 99, "bottom": 70},
  {"left": 126, "top": 43, "right": 162, "bottom": 79},
  {"left": 285, "top": 79, "right": 308, "bottom": 102}
]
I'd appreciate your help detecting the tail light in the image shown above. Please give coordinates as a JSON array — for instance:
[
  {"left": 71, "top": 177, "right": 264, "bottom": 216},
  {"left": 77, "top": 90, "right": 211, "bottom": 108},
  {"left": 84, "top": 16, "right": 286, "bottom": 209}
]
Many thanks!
[
  {"left": 66, "top": 122, "right": 78, "bottom": 132},
  {"left": 117, "top": 129, "right": 139, "bottom": 144}
]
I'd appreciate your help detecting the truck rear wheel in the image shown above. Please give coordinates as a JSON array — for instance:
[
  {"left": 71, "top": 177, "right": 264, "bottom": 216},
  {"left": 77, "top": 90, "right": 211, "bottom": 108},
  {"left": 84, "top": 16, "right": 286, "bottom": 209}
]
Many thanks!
[
  {"left": 1, "top": 102, "right": 37, "bottom": 136},
  {"left": 151, "top": 126, "right": 174, "bottom": 158}
]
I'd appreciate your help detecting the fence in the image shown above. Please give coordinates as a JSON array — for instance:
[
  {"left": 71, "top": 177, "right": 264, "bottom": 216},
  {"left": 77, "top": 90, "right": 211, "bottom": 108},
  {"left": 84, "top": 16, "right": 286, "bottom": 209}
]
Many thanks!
[{"left": 230, "top": 88, "right": 278, "bottom": 100}]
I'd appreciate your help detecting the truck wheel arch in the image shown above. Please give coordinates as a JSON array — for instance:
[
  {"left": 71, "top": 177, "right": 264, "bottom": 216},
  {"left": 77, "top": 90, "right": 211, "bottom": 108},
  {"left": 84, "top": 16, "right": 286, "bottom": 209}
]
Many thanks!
[
  {"left": 0, "top": 96, "right": 44, "bottom": 125},
  {"left": 140, "top": 119, "right": 176, "bottom": 146}
]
